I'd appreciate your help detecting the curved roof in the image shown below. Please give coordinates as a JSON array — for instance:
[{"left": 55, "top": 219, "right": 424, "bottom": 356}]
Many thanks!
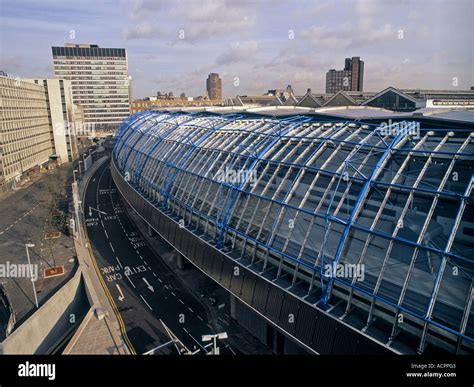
[{"left": 113, "top": 110, "right": 474, "bottom": 349}]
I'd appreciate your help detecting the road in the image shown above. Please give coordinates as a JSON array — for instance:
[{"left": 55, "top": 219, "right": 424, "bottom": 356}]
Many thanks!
[{"left": 83, "top": 162, "right": 234, "bottom": 355}]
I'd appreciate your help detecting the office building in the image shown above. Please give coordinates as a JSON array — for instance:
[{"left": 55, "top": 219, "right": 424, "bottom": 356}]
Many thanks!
[
  {"left": 51, "top": 43, "right": 130, "bottom": 132},
  {"left": 326, "top": 57, "right": 364, "bottom": 93},
  {"left": 206, "top": 73, "right": 222, "bottom": 101},
  {"left": 0, "top": 75, "right": 52, "bottom": 187},
  {"left": 27, "top": 79, "right": 79, "bottom": 163}
]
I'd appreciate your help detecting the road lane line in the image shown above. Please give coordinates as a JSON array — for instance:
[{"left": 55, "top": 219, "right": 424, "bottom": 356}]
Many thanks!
[
  {"left": 197, "top": 315, "right": 204, "bottom": 322},
  {"left": 187, "top": 307, "right": 194, "bottom": 313},
  {"left": 125, "top": 273, "right": 135, "bottom": 288},
  {"left": 109, "top": 242, "right": 115, "bottom": 253},
  {"left": 104, "top": 229, "right": 109, "bottom": 239},
  {"left": 158, "top": 278, "right": 163, "bottom": 283},
  {"left": 140, "top": 295, "right": 153, "bottom": 310},
  {"left": 182, "top": 328, "right": 207, "bottom": 352},
  {"left": 178, "top": 299, "right": 184, "bottom": 305},
  {"left": 170, "top": 292, "right": 176, "bottom": 297},
  {"left": 115, "top": 255, "right": 123, "bottom": 268}
]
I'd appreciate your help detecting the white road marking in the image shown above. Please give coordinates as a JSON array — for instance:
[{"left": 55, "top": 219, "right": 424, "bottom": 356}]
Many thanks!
[
  {"left": 178, "top": 299, "right": 184, "bottom": 305},
  {"left": 187, "top": 307, "right": 194, "bottom": 313},
  {"left": 158, "top": 278, "right": 163, "bottom": 283},
  {"left": 116, "top": 284, "right": 125, "bottom": 301},
  {"left": 125, "top": 273, "right": 135, "bottom": 288},
  {"left": 182, "top": 328, "right": 208, "bottom": 352},
  {"left": 197, "top": 315, "right": 204, "bottom": 322},
  {"left": 143, "top": 277, "right": 154, "bottom": 292},
  {"left": 170, "top": 291, "right": 176, "bottom": 297},
  {"left": 140, "top": 295, "right": 153, "bottom": 310},
  {"left": 104, "top": 229, "right": 109, "bottom": 239},
  {"left": 109, "top": 242, "right": 115, "bottom": 253},
  {"left": 114, "top": 255, "right": 123, "bottom": 268}
]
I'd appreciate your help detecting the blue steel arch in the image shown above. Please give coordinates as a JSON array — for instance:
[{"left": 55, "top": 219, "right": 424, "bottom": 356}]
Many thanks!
[{"left": 112, "top": 110, "right": 474, "bottom": 351}]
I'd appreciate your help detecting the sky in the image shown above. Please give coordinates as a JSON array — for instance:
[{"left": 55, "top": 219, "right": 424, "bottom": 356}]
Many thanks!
[{"left": 0, "top": 0, "right": 473, "bottom": 99}]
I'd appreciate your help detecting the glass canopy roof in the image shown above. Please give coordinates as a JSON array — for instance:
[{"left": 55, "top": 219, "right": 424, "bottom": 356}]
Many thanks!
[{"left": 113, "top": 110, "right": 473, "bottom": 353}]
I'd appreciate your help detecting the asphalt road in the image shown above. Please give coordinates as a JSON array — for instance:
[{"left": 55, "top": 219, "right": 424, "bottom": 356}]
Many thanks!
[{"left": 84, "top": 162, "right": 235, "bottom": 355}]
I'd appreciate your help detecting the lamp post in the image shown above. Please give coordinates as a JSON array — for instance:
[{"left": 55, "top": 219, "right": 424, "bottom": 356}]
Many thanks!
[
  {"left": 25, "top": 243, "right": 38, "bottom": 308},
  {"left": 202, "top": 332, "right": 228, "bottom": 355}
]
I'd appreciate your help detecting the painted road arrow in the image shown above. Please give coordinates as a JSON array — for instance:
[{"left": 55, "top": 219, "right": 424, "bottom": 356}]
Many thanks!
[
  {"left": 116, "top": 284, "right": 125, "bottom": 301},
  {"left": 143, "top": 277, "right": 154, "bottom": 292}
]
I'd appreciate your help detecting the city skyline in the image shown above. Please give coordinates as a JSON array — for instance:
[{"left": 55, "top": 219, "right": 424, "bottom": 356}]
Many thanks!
[{"left": 0, "top": 0, "right": 472, "bottom": 99}]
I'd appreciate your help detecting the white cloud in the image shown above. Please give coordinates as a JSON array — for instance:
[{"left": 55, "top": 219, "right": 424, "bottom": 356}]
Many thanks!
[{"left": 216, "top": 41, "right": 258, "bottom": 65}]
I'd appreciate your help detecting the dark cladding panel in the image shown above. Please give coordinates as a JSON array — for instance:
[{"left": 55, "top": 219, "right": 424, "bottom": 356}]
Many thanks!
[
  {"left": 295, "top": 302, "right": 316, "bottom": 347},
  {"left": 201, "top": 246, "right": 214, "bottom": 273},
  {"left": 239, "top": 270, "right": 255, "bottom": 303},
  {"left": 265, "top": 284, "right": 284, "bottom": 322},
  {"left": 219, "top": 259, "right": 233, "bottom": 289},
  {"left": 311, "top": 312, "right": 337, "bottom": 354},
  {"left": 160, "top": 216, "right": 170, "bottom": 241},
  {"left": 172, "top": 225, "right": 182, "bottom": 248},
  {"left": 331, "top": 324, "right": 386, "bottom": 355},
  {"left": 229, "top": 265, "right": 245, "bottom": 297},
  {"left": 279, "top": 293, "right": 300, "bottom": 334},
  {"left": 210, "top": 254, "right": 223, "bottom": 282},
  {"left": 331, "top": 323, "right": 359, "bottom": 355},
  {"left": 235, "top": 299, "right": 267, "bottom": 344},
  {"left": 192, "top": 239, "right": 205, "bottom": 268},
  {"left": 180, "top": 230, "right": 192, "bottom": 257},
  {"left": 151, "top": 207, "right": 163, "bottom": 231},
  {"left": 252, "top": 279, "right": 270, "bottom": 314}
]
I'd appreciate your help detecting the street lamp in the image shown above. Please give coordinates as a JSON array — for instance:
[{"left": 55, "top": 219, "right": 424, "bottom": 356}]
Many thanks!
[
  {"left": 25, "top": 243, "right": 38, "bottom": 309},
  {"left": 202, "top": 332, "right": 228, "bottom": 355}
]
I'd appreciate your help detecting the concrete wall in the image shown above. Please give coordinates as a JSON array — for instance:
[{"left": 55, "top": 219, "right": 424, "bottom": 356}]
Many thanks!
[{"left": 0, "top": 270, "right": 90, "bottom": 354}]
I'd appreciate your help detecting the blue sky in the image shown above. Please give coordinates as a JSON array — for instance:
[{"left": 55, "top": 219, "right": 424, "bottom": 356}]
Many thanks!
[{"left": 0, "top": 0, "right": 472, "bottom": 99}]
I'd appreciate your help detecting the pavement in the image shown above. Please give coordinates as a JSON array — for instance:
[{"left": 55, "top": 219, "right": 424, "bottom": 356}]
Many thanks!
[
  {"left": 83, "top": 162, "right": 245, "bottom": 354},
  {"left": 63, "top": 309, "right": 122, "bottom": 354},
  {"left": 0, "top": 164, "right": 77, "bottom": 331}
]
